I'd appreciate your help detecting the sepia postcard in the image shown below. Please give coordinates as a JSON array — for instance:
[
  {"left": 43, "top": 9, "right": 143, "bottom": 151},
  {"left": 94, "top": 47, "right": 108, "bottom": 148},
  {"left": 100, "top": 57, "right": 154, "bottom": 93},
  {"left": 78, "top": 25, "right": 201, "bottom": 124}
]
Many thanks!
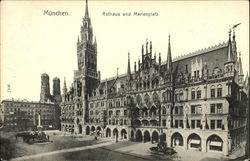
[{"left": 0, "top": 0, "right": 249, "bottom": 161}]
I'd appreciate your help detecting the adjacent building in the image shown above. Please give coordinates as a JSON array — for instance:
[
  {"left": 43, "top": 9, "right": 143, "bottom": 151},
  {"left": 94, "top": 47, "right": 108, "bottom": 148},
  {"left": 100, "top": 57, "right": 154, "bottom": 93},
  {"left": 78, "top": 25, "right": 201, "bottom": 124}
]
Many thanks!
[
  {"left": 1, "top": 99, "right": 59, "bottom": 131},
  {"left": 0, "top": 73, "right": 62, "bottom": 131},
  {"left": 60, "top": 0, "right": 249, "bottom": 156}
]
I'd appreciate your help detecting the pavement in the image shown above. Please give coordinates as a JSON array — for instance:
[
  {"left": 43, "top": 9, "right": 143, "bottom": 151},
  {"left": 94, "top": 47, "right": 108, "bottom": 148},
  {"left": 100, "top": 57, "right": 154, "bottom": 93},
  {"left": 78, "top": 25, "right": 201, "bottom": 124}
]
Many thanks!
[
  {"left": 2, "top": 131, "right": 246, "bottom": 161},
  {"left": 10, "top": 141, "right": 114, "bottom": 161}
]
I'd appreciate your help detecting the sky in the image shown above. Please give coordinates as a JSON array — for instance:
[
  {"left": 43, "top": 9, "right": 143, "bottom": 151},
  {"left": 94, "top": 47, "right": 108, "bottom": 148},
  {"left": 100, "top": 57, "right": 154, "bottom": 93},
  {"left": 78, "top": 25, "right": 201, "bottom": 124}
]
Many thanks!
[{"left": 1, "top": 0, "right": 249, "bottom": 101}]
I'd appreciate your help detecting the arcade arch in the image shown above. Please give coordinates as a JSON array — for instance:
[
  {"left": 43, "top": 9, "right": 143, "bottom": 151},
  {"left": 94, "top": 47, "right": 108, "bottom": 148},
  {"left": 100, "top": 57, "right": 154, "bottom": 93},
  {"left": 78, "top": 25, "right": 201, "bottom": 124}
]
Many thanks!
[
  {"left": 152, "top": 131, "right": 159, "bottom": 143},
  {"left": 136, "top": 130, "right": 142, "bottom": 142},
  {"left": 187, "top": 133, "right": 201, "bottom": 150},
  {"left": 144, "top": 131, "right": 150, "bottom": 142},
  {"left": 171, "top": 132, "right": 183, "bottom": 146},
  {"left": 206, "top": 134, "right": 223, "bottom": 152}
]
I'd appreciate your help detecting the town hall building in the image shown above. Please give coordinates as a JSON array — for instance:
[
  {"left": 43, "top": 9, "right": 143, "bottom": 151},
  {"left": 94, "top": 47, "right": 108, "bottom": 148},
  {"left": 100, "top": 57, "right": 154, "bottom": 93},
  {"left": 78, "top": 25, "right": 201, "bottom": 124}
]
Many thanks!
[{"left": 60, "top": 0, "right": 249, "bottom": 156}]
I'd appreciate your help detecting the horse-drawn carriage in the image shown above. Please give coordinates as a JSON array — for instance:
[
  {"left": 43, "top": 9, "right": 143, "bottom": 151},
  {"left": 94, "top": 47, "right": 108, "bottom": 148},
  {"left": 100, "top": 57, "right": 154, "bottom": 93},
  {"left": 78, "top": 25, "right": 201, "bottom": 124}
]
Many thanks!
[
  {"left": 149, "top": 142, "right": 177, "bottom": 155},
  {"left": 15, "top": 131, "right": 49, "bottom": 144}
]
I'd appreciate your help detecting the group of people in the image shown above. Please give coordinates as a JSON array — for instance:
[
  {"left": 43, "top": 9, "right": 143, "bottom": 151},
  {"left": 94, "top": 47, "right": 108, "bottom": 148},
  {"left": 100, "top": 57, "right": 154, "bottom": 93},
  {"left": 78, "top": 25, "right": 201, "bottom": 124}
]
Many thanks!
[{"left": 15, "top": 131, "right": 50, "bottom": 143}]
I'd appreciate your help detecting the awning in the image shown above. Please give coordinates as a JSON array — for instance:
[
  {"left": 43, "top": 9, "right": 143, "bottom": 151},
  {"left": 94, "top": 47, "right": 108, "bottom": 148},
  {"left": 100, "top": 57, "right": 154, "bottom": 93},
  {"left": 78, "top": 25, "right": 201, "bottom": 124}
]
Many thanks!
[
  {"left": 190, "top": 139, "right": 201, "bottom": 144},
  {"left": 210, "top": 141, "right": 222, "bottom": 147}
]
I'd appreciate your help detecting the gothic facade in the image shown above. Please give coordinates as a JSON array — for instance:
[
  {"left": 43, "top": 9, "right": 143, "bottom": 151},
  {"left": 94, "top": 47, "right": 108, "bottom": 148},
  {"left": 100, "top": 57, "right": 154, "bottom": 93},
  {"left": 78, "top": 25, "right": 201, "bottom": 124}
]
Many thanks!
[{"left": 60, "top": 1, "right": 249, "bottom": 156}]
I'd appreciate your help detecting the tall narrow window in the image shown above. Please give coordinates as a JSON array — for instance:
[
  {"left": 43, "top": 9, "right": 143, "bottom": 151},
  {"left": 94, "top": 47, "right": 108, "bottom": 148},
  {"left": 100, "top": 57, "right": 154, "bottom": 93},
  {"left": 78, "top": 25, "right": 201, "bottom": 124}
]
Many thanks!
[
  {"left": 217, "top": 85, "right": 222, "bottom": 97},
  {"left": 191, "top": 89, "right": 195, "bottom": 99},
  {"left": 210, "top": 104, "right": 216, "bottom": 113},
  {"left": 162, "top": 108, "right": 166, "bottom": 115},
  {"left": 217, "top": 103, "right": 222, "bottom": 113},
  {"left": 210, "top": 120, "right": 215, "bottom": 129},
  {"left": 191, "top": 106, "right": 196, "bottom": 114},
  {"left": 175, "top": 93, "right": 178, "bottom": 101},
  {"left": 196, "top": 120, "right": 201, "bottom": 128},
  {"left": 211, "top": 86, "right": 215, "bottom": 98},
  {"left": 175, "top": 107, "right": 178, "bottom": 114},
  {"left": 162, "top": 120, "right": 166, "bottom": 126},
  {"left": 179, "top": 106, "right": 183, "bottom": 115},
  {"left": 191, "top": 120, "right": 195, "bottom": 129},
  {"left": 217, "top": 120, "right": 222, "bottom": 129},
  {"left": 179, "top": 91, "right": 184, "bottom": 100},
  {"left": 197, "top": 89, "right": 201, "bottom": 99},
  {"left": 197, "top": 106, "right": 202, "bottom": 114},
  {"left": 175, "top": 120, "right": 178, "bottom": 128},
  {"left": 180, "top": 120, "right": 183, "bottom": 128}
]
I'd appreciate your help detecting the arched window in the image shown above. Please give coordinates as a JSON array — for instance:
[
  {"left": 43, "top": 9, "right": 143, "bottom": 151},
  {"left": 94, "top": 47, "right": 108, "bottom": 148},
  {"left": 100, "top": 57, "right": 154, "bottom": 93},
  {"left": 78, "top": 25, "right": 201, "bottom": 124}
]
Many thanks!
[
  {"left": 136, "top": 95, "right": 142, "bottom": 105},
  {"left": 144, "top": 94, "right": 150, "bottom": 106},
  {"left": 175, "top": 90, "right": 179, "bottom": 101},
  {"left": 152, "top": 80, "right": 155, "bottom": 88},
  {"left": 191, "top": 88, "right": 195, "bottom": 99},
  {"left": 162, "top": 106, "right": 166, "bottom": 115},
  {"left": 166, "top": 89, "right": 172, "bottom": 101},
  {"left": 147, "top": 81, "right": 150, "bottom": 89},
  {"left": 217, "top": 84, "right": 222, "bottom": 97},
  {"left": 196, "top": 87, "right": 201, "bottom": 99},
  {"left": 179, "top": 90, "right": 184, "bottom": 100},
  {"left": 153, "top": 93, "right": 160, "bottom": 106},
  {"left": 162, "top": 91, "right": 167, "bottom": 102},
  {"left": 156, "top": 79, "right": 159, "bottom": 87},
  {"left": 210, "top": 85, "right": 215, "bottom": 98},
  {"left": 143, "top": 81, "right": 146, "bottom": 90}
]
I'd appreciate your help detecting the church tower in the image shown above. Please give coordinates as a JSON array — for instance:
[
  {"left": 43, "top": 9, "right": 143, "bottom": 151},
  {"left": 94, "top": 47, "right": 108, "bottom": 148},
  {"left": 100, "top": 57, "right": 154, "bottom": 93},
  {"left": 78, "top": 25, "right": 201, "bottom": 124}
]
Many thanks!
[
  {"left": 52, "top": 77, "right": 62, "bottom": 104},
  {"left": 77, "top": 0, "right": 96, "bottom": 72},
  {"left": 40, "top": 73, "right": 51, "bottom": 102},
  {"left": 74, "top": 0, "right": 100, "bottom": 132}
]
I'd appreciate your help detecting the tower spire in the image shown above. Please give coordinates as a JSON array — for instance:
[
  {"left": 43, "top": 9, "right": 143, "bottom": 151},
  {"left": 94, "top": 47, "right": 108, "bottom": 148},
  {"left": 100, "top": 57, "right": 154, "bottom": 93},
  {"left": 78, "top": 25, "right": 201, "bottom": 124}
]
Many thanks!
[
  {"left": 227, "top": 29, "right": 234, "bottom": 62},
  {"left": 159, "top": 52, "right": 161, "bottom": 66},
  {"left": 127, "top": 52, "right": 131, "bottom": 78},
  {"left": 166, "top": 34, "right": 172, "bottom": 72},
  {"left": 134, "top": 61, "right": 137, "bottom": 72},
  {"left": 150, "top": 41, "right": 152, "bottom": 54},
  {"left": 84, "top": 0, "right": 89, "bottom": 18},
  {"left": 238, "top": 52, "right": 243, "bottom": 76},
  {"left": 63, "top": 77, "right": 67, "bottom": 94},
  {"left": 116, "top": 68, "right": 119, "bottom": 78}
]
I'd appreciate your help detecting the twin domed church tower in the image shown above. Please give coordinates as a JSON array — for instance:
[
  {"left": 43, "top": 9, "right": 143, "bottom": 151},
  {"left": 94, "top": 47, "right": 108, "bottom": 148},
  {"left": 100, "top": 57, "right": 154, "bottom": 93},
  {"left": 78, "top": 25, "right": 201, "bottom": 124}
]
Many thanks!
[{"left": 40, "top": 73, "right": 62, "bottom": 104}]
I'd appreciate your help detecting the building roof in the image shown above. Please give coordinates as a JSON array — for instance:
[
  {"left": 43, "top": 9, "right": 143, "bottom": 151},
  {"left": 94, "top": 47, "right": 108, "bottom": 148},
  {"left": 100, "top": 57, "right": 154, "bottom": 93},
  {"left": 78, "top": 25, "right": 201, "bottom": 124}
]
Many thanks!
[
  {"left": 101, "top": 41, "right": 229, "bottom": 84},
  {"left": 1, "top": 98, "right": 56, "bottom": 105}
]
